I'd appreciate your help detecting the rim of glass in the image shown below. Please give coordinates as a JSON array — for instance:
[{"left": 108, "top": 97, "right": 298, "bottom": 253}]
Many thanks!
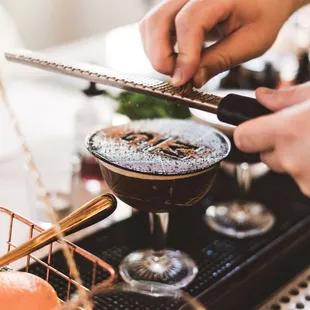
[{"left": 85, "top": 124, "right": 231, "bottom": 177}]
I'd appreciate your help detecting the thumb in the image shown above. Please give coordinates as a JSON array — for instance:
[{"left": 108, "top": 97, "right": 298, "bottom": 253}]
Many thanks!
[{"left": 256, "top": 82, "right": 310, "bottom": 111}]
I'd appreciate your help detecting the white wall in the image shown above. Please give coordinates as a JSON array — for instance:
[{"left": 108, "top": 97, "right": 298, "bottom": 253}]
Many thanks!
[{"left": 0, "top": 0, "right": 158, "bottom": 49}]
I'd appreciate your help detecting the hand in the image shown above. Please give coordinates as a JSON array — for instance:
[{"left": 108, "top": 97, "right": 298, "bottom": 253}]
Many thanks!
[
  {"left": 234, "top": 82, "right": 310, "bottom": 197},
  {"left": 139, "top": 0, "right": 304, "bottom": 88}
]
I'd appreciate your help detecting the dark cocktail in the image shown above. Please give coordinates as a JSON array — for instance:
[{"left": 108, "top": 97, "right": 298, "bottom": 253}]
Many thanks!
[{"left": 86, "top": 119, "right": 230, "bottom": 288}]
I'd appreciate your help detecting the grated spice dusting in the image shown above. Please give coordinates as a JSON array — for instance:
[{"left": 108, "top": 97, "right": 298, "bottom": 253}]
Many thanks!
[{"left": 86, "top": 119, "right": 230, "bottom": 175}]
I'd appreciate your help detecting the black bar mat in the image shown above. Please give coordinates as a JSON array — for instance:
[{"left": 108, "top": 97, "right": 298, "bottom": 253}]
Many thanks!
[{"left": 25, "top": 171, "right": 310, "bottom": 309}]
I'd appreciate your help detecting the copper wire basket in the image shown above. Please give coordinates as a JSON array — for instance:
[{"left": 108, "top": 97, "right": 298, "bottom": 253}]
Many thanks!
[{"left": 0, "top": 205, "right": 117, "bottom": 303}]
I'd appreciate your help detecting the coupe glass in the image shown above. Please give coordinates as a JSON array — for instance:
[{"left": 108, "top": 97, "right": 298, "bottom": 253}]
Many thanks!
[
  {"left": 190, "top": 91, "right": 276, "bottom": 239},
  {"left": 86, "top": 119, "right": 230, "bottom": 288},
  {"left": 100, "top": 164, "right": 218, "bottom": 289},
  {"left": 205, "top": 139, "right": 276, "bottom": 239}
]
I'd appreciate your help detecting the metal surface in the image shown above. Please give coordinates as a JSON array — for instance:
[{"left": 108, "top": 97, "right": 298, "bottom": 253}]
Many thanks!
[
  {"left": 0, "top": 206, "right": 117, "bottom": 303},
  {"left": 5, "top": 50, "right": 221, "bottom": 114},
  {"left": 24, "top": 171, "right": 310, "bottom": 309},
  {"left": 257, "top": 265, "right": 310, "bottom": 310}
]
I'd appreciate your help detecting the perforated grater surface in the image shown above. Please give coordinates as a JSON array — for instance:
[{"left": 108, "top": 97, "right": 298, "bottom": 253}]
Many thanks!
[
  {"left": 257, "top": 265, "right": 310, "bottom": 310},
  {"left": 5, "top": 50, "right": 221, "bottom": 111},
  {"left": 5, "top": 50, "right": 271, "bottom": 126},
  {"left": 24, "top": 171, "right": 310, "bottom": 309}
]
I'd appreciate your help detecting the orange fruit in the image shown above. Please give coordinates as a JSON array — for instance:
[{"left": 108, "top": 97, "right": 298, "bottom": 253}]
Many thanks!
[{"left": 0, "top": 271, "right": 60, "bottom": 309}]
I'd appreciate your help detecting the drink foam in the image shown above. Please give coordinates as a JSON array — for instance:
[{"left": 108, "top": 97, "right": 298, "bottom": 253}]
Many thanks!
[{"left": 86, "top": 119, "right": 230, "bottom": 176}]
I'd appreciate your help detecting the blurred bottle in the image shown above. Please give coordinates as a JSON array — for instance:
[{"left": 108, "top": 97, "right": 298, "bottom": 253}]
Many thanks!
[
  {"left": 220, "top": 66, "right": 245, "bottom": 89},
  {"left": 71, "top": 82, "right": 114, "bottom": 209},
  {"left": 295, "top": 51, "right": 310, "bottom": 84},
  {"left": 261, "top": 62, "right": 279, "bottom": 89},
  {"left": 220, "top": 65, "right": 256, "bottom": 89}
]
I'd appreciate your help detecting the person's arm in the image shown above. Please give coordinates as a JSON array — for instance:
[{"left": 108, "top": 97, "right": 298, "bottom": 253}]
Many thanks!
[{"left": 140, "top": 0, "right": 310, "bottom": 88}]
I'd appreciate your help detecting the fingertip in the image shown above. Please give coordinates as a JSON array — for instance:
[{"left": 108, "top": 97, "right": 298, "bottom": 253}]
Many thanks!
[
  {"left": 233, "top": 122, "right": 252, "bottom": 152},
  {"left": 138, "top": 19, "right": 145, "bottom": 35},
  {"left": 233, "top": 126, "right": 243, "bottom": 151},
  {"left": 172, "top": 57, "right": 200, "bottom": 87},
  {"left": 171, "top": 65, "right": 195, "bottom": 87},
  {"left": 256, "top": 87, "right": 273, "bottom": 96},
  {"left": 193, "top": 67, "right": 208, "bottom": 88},
  {"left": 152, "top": 57, "right": 175, "bottom": 76},
  {"left": 149, "top": 47, "right": 176, "bottom": 75},
  {"left": 256, "top": 87, "right": 275, "bottom": 100},
  {"left": 256, "top": 87, "right": 297, "bottom": 112},
  {"left": 171, "top": 68, "right": 184, "bottom": 86}
]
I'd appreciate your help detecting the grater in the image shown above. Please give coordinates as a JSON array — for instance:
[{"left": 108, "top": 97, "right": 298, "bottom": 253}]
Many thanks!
[{"left": 5, "top": 50, "right": 271, "bottom": 126}]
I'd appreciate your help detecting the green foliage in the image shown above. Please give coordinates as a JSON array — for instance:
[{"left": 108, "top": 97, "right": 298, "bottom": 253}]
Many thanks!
[
  {"left": 0, "top": 266, "right": 12, "bottom": 272},
  {"left": 116, "top": 92, "right": 191, "bottom": 120}
]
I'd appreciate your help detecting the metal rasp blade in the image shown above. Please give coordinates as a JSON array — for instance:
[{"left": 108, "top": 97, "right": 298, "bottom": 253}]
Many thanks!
[
  {"left": 5, "top": 50, "right": 221, "bottom": 114},
  {"left": 5, "top": 50, "right": 272, "bottom": 126}
]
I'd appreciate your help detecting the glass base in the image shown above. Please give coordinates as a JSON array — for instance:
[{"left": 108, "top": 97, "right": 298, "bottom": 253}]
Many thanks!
[
  {"left": 119, "top": 249, "right": 198, "bottom": 289},
  {"left": 205, "top": 200, "right": 275, "bottom": 239}
]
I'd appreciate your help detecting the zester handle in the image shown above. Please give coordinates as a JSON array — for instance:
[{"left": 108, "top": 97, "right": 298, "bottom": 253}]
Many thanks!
[{"left": 218, "top": 94, "right": 272, "bottom": 126}]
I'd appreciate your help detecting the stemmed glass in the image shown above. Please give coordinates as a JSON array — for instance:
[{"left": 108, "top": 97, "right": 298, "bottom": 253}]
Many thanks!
[
  {"left": 190, "top": 89, "right": 276, "bottom": 239},
  {"left": 86, "top": 119, "right": 230, "bottom": 288},
  {"left": 205, "top": 137, "right": 276, "bottom": 239}
]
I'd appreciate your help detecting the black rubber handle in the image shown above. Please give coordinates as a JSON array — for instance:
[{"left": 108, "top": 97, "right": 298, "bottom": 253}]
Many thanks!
[{"left": 217, "top": 94, "right": 272, "bottom": 126}]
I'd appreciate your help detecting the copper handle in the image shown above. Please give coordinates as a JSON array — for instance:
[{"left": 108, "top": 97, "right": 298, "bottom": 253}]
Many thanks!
[{"left": 0, "top": 194, "right": 117, "bottom": 267}]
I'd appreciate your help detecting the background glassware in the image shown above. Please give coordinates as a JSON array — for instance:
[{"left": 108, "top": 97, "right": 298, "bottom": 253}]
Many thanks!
[
  {"left": 205, "top": 132, "right": 276, "bottom": 239},
  {"left": 62, "top": 282, "right": 206, "bottom": 310},
  {"left": 71, "top": 88, "right": 133, "bottom": 230},
  {"left": 190, "top": 90, "right": 275, "bottom": 238},
  {"left": 206, "top": 159, "right": 275, "bottom": 239},
  {"left": 24, "top": 137, "right": 74, "bottom": 229},
  {"left": 72, "top": 82, "right": 114, "bottom": 208}
]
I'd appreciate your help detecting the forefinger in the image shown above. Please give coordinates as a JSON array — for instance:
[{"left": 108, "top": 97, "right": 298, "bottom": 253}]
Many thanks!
[
  {"left": 172, "top": 0, "right": 232, "bottom": 86},
  {"left": 140, "top": 0, "right": 189, "bottom": 75}
]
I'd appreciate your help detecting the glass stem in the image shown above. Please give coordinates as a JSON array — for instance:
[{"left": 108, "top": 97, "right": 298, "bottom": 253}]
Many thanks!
[
  {"left": 149, "top": 213, "right": 169, "bottom": 251},
  {"left": 236, "top": 162, "right": 252, "bottom": 198}
]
